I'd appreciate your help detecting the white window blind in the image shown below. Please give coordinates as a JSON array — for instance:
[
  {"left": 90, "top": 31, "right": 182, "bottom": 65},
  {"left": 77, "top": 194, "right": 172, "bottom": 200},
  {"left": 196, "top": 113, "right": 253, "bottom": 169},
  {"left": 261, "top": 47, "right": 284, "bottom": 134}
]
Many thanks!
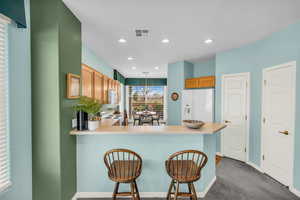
[{"left": 0, "top": 15, "right": 11, "bottom": 192}]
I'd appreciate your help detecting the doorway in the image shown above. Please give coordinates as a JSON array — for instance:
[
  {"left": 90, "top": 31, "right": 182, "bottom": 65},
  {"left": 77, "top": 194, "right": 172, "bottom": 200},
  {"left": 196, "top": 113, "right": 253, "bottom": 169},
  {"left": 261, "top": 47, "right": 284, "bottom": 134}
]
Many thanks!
[
  {"left": 261, "top": 61, "right": 296, "bottom": 187},
  {"left": 221, "top": 72, "right": 250, "bottom": 162}
]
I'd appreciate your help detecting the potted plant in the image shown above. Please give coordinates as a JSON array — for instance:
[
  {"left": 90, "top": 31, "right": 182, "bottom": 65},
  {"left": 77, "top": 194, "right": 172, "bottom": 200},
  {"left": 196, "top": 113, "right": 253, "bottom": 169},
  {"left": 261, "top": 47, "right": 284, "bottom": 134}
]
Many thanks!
[{"left": 74, "top": 97, "right": 102, "bottom": 131}]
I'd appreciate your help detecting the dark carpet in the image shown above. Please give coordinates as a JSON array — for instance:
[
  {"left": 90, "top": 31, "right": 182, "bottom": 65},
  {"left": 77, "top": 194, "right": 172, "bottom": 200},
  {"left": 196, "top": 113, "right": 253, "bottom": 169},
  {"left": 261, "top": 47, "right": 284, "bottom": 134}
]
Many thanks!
[{"left": 79, "top": 157, "right": 299, "bottom": 200}]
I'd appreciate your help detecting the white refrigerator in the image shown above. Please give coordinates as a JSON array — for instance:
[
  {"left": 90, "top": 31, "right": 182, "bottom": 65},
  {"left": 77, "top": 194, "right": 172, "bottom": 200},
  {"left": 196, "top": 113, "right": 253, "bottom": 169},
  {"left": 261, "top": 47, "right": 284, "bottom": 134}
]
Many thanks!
[{"left": 182, "top": 89, "right": 214, "bottom": 122}]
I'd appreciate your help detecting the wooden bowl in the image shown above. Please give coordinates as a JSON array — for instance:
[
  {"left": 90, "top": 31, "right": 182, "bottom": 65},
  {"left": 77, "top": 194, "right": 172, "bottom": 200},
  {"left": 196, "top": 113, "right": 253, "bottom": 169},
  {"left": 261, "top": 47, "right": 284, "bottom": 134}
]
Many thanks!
[{"left": 183, "top": 120, "right": 205, "bottom": 129}]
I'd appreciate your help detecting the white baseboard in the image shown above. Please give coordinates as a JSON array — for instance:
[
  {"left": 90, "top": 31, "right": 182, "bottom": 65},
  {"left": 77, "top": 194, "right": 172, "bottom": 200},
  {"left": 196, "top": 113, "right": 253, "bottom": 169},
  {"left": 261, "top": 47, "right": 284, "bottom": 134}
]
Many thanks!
[
  {"left": 200, "top": 176, "right": 216, "bottom": 198},
  {"left": 72, "top": 176, "right": 217, "bottom": 200},
  {"left": 216, "top": 152, "right": 223, "bottom": 157},
  {"left": 246, "top": 161, "right": 264, "bottom": 173},
  {"left": 290, "top": 187, "right": 300, "bottom": 197}
]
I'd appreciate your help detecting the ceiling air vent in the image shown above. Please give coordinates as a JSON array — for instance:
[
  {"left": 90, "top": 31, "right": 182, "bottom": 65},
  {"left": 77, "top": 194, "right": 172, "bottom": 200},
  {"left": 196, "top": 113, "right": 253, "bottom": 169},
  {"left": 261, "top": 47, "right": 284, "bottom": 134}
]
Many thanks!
[{"left": 135, "top": 29, "right": 149, "bottom": 37}]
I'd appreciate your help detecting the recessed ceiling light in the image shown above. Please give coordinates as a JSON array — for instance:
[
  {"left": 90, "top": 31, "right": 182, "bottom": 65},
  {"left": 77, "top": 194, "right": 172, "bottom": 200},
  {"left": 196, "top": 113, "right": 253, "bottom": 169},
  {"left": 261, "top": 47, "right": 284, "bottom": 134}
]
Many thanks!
[
  {"left": 131, "top": 66, "right": 136, "bottom": 70},
  {"left": 161, "top": 38, "right": 170, "bottom": 44},
  {"left": 154, "top": 66, "right": 159, "bottom": 70},
  {"left": 128, "top": 57, "right": 134, "bottom": 61},
  {"left": 204, "top": 38, "right": 213, "bottom": 44},
  {"left": 118, "top": 38, "right": 127, "bottom": 43}
]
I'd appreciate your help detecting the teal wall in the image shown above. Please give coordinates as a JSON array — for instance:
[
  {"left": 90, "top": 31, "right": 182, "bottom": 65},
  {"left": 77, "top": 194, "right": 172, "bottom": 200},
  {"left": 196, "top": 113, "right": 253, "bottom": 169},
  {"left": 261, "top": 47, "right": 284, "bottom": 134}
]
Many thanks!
[
  {"left": 184, "top": 61, "right": 194, "bottom": 78},
  {"left": 82, "top": 45, "right": 114, "bottom": 78},
  {"left": 167, "top": 62, "right": 185, "bottom": 125},
  {"left": 77, "top": 134, "right": 215, "bottom": 193},
  {"left": 215, "top": 21, "right": 300, "bottom": 190},
  {"left": 193, "top": 59, "right": 215, "bottom": 77},
  {"left": 0, "top": 0, "right": 32, "bottom": 199},
  {"left": 167, "top": 61, "right": 193, "bottom": 125},
  {"left": 167, "top": 59, "right": 215, "bottom": 125}
]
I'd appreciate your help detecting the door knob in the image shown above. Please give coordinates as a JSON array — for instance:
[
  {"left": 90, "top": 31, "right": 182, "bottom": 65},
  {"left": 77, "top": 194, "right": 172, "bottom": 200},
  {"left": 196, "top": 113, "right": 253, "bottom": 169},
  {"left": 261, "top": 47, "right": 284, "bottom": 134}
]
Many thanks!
[
  {"left": 224, "top": 120, "right": 231, "bottom": 123},
  {"left": 279, "top": 130, "right": 289, "bottom": 135}
]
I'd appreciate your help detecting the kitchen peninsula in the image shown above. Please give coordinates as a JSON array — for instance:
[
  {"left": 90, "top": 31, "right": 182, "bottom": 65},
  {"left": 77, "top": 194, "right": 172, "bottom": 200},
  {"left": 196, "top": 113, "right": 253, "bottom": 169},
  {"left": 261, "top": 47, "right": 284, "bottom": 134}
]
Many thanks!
[
  {"left": 71, "top": 122, "right": 225, "bottom": 135},
  {"left": 72, "top": 123, "right": 226, "bottom": 198}
]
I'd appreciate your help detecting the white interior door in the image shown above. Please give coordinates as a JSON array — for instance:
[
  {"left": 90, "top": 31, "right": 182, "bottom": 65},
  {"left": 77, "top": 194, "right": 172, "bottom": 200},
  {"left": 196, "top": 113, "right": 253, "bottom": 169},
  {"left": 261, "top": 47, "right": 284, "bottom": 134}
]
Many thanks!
[
  {"left": 261, "top": 61, "right": 296, "bottom": 187},
  {"left": 221, "top": 73, "right": 249, "bottom": 162}
]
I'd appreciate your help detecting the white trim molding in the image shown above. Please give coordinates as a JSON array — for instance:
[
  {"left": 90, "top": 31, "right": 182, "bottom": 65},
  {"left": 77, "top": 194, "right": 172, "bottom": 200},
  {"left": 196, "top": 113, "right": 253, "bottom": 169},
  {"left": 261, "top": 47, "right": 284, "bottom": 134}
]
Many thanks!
[
  {"left": 246, "top": 161, "right": 264, "bottom": 173},
  {"left": 290, "top": 187, "right": 300, "bottom": 197},
  {"left": 200, "top": 176, "right": 217, "bottom": 197},
  {"left": 72, "top": 176, "right": 217, "bottom": 200}
]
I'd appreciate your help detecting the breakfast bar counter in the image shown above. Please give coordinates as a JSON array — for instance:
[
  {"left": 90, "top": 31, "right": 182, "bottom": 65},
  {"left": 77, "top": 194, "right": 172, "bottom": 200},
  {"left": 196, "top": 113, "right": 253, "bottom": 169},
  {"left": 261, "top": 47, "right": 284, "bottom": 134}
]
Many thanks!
[
  {"left": 70, "top": 122, "right": 226, "bottom": 135},
  {"left": 73, "top": 122, "right": 226, "bottom": 199}
]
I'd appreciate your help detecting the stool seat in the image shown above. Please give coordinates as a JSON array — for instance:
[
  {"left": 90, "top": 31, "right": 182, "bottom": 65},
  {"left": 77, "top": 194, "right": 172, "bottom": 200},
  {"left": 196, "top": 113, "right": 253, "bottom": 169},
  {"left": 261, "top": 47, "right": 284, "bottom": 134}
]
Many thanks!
[
  {"left": 109, "top": 160, "right": 141, "bottom": 183},
  {"left": 165, "top": 160, "right": 200, "bottom": 182}
]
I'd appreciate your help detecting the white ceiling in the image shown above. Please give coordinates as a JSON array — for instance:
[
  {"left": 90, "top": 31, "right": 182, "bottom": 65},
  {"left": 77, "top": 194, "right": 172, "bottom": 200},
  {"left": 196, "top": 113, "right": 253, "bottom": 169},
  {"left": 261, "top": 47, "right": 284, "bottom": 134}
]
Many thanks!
[{"left": 63, "top": 0, "right": 300, "bottom": 78}]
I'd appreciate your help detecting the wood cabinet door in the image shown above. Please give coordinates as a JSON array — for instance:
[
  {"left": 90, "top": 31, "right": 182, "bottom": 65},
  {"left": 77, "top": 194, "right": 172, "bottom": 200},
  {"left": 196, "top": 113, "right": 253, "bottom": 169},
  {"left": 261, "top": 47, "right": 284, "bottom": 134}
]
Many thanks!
[
  {"left": 109, "top": 79, "right": 113, "bottom": 91},
  {"left": 93, "top": 72, "right": 103, "bottom": 103},
  {"left": 103, "top": 77, "right": 109, "bottom": 104},
  {"left": 81, "top": 65, "right": 94, "bottom": 98},
  {"left": 185, "top": 76, "right": 215, "bottom": 88},
  {"left": 185, "top": 79, "right": 194, "bottom": 88},
  {"left": 198, "top": 76, "right": 215, "bottom": 88}
]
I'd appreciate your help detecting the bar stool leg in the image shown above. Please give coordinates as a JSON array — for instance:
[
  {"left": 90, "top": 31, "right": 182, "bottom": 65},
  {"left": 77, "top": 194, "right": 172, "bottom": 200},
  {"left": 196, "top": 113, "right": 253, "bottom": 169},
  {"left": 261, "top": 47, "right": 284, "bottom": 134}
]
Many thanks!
[
  {"left": 188, "top": 183, "right": 193, "bottom": 200},
  {"left": 190, "top": 182, "right": 197, "bottom": 200},
  {"left": 130, "top": 182, "right": 136, "bottom": 200},
  {"left": 167, "top": 179, "right": 175, "bottom": 200},
  {"left": 174, "top": 181, "right": 180, "bottom": 200},
  {"left": 113, "top": 182, "right": 119, "bottom": 200},
  {"left": 134, "top": 180, "right": 140, "bottom": 200}
]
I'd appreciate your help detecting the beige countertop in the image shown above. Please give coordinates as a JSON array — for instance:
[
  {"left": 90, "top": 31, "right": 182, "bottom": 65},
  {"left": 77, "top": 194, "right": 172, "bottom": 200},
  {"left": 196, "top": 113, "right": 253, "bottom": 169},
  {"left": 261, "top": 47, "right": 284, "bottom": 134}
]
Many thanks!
[{"left": 70, "top": 121, "right": 226, "bottom": 135}]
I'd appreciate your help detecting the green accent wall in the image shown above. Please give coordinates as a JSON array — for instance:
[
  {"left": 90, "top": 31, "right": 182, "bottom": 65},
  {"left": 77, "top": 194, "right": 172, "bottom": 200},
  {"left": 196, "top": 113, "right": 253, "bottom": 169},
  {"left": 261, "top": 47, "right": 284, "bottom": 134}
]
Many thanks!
[
  {"left": 114, "top": 70, "right": 126, "bottom": 85},
  {"left": 125, "top": 78, "right": 167, "bottom": 86},
  {"left": 31, "top": 0, "right": 81, "bottom": 199},
  {"left": 59, "top": 3, "right": 81, "bottom": 200},
  {"left": 0, "top": 0, "right": 27, "bottom": 28}
]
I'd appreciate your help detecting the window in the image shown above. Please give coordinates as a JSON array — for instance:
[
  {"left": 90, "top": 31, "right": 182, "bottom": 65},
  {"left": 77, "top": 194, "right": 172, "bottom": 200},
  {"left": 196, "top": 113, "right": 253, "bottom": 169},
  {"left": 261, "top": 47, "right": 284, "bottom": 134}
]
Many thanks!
[
  {"left": 127, "top": 85, "right": 166, "bottom": 119},
  {"left": 0, "top": 15, "right": 11, "bottom": 192}
]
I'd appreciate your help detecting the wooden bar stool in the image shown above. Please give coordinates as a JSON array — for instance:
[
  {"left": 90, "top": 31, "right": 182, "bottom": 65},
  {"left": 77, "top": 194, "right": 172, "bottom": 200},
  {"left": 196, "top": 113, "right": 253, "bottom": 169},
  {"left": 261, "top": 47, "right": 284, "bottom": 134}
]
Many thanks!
[
  {"left": 165, "top": 150, "right": 208, "bottom": 200},
  {"left": 104, "top": 149, "right": 142, "bottom": 200}
]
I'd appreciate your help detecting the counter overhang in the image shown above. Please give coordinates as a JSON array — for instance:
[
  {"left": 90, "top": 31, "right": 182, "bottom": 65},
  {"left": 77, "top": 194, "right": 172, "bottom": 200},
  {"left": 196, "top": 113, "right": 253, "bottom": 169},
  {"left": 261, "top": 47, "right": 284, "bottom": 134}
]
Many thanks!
[{"left": 70, "top": 122, "right": 226, "bottom": 135}]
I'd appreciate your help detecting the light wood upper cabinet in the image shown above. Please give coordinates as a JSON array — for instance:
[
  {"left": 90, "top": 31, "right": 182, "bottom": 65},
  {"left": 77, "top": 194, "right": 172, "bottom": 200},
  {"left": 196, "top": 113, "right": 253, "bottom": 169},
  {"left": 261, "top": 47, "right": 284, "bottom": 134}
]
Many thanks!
[
  {"left": 103, "top": 76, "right": 109, "bottom": 104},
  {"left": 93, "top": 71, "right": 103, "bottom": 103},
  {"left": 81, "top": 64, "right": 121, "bottom": 104},
  {"left": 185, "top": 76, "right": 215, "bottom": 89},
  {"left": 82, "top": 64, "right": 94, "bottom": 98},
  {"left": 198, "top": 76, "right": 215, "bottom": 88}
]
